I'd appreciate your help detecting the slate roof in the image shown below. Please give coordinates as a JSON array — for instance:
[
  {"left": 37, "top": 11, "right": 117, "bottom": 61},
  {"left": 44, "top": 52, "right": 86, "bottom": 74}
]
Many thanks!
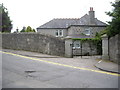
[{"left": 37, "top": 14, "right": 107, "bottom": 29}]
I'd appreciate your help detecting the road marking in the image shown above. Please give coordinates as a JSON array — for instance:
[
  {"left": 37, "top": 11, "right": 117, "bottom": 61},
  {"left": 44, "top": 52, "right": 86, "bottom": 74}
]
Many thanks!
[{"left": 1, "top": 51, "right": 120, "bottom": 76}]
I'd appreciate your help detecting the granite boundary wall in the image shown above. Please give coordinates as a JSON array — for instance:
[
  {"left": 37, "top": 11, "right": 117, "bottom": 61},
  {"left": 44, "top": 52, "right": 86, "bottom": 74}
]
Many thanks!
[
  {"left": 109, "top": 34, "right": 120, "bottom": 64},
  {"left": 2, "top": 33, "right": 65, "bottom": 56}
]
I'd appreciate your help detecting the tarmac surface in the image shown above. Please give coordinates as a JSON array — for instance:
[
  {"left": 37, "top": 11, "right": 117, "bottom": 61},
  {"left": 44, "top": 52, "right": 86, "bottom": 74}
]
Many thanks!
[
  {"left": 2, "top": 49, "right": 120, "bottom": 74},
  {"left": 2, "top": 51, "right": 119, "bottom": 88}
]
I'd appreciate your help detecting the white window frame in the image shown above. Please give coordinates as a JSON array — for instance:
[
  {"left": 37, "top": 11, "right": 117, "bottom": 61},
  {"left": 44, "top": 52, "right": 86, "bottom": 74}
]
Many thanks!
[
  {"left": 84, "top": 28, "right": 91, "bottom": 36},
  {"left": 55, "top": 30, "right": 63, "bottom": 37},
  {"left": 59, "top": 30, "right": 63, "bottom": 37},
  {"left": 55, "top": 30, "right": 59, "bottom": 37}
]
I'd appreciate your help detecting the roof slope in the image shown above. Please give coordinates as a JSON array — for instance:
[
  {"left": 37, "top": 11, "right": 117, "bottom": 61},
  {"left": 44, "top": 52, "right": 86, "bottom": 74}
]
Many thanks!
[
  {"left": 76, "top": 14, "right": 107, "bottom": 26},
  {"left": 37, "top": 14, "right": 107, "bottom": 29}
]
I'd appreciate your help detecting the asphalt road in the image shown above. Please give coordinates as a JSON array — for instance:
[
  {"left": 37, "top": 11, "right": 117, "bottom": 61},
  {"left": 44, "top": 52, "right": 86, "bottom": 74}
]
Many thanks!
[{"left": 2, "top": 52, "right": 118, "bottom": 88}]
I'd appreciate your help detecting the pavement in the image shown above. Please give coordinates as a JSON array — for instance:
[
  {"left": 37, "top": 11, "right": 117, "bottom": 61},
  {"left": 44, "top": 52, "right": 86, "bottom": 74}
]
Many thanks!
[
  {"left": 95, "top": 59, "right": 120, "bottom": 74},
  {"left": 2, "top": 49, "right": 120, "bottom": 74}
]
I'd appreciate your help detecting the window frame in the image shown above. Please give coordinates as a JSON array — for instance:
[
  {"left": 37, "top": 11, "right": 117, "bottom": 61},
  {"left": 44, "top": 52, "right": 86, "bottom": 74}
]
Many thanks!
[
  {"left": 84, "top": 28, "right": 91, "bottom": 36},
  {"left": 55, "top": 30, "right": 63, "bottom": 37},
  {"left": 55, "top": 30, "right": 59, "bottom": 37}
]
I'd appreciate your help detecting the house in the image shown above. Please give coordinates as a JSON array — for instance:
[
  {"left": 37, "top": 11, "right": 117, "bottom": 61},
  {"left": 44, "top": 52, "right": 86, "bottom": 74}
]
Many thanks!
[{"left": 37, "top": 7, "right": 107, "bottom": 38}]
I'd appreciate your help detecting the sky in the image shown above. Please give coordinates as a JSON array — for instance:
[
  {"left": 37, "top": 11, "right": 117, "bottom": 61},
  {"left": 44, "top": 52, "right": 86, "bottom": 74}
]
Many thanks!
[{"left": 1, "top": 0, "right": 114, "bottom": 32}]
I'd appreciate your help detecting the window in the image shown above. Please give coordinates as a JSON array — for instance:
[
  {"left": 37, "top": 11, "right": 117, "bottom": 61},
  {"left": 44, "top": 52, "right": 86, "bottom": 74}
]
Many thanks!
[
  {"left": 73, "top": 41, "right": 81, "bottom": 49},
  {"left": 83, "top": 28, "right": 91, "bottom": 36},
  {"left": 56, "top": 30, "right": 59, "bottom": 37},
  {"left": 59, "top": 30, "right": 62, "bottom": 36},
  {"left": 55, "top": 30, "right": 63, "bottom": 37}
]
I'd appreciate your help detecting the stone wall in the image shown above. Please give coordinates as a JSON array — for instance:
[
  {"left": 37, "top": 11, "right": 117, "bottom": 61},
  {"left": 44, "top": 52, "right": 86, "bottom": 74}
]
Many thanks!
[
  {"left": 68, "top": 26, "right": 106, "bottom": 36},
  {"left": 37, "top": 26, "right": 106, "bottom": 38},
  {"left": 109, "top": 34, "right": 120, "bottom": 64},
  {"left": 37, "top": 28, "right": 67, "bottom": 37},
  {"left": 2, "top": 33, "right": 65, "bottom": 56}
]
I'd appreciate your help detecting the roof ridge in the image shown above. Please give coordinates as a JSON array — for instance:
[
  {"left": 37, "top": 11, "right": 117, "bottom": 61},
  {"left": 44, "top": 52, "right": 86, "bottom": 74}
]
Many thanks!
[
  {"left": 79, "top": 14, "right": 88, "bottom": 19},
  {"left": 37, "top": 13, "right": 107, "bottom": 29},
  {"left": 54, "top": 18, "right": 80, "bottom": 20}
]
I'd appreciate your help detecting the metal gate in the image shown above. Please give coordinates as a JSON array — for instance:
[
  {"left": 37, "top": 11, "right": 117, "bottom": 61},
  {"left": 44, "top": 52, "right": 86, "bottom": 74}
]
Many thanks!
[{"left": 72, "top": 40, "right": 102, "bottom": 57}]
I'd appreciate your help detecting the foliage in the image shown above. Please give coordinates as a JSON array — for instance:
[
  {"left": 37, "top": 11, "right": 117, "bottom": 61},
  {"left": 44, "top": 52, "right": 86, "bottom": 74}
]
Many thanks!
[
  {"left": 20, "top": 26, "right": 36, "bottom": 32},
  {"left": 98, "top": 29, "right": 109, "bottom": 36},
  {"left": 0, "top": 3, "right": 12, "bottom": 32},
  {"left": 72, "top": 37, "right": 101, "bottom": 42},
  {"left": 32, "top": 29, "right": 36, "bottom": 32},
  {"left": 20, "top": 26, "right": 26, "bottom": 32},
  {"left": 106, "top": 1, "right": 120, "bottom": 37}
]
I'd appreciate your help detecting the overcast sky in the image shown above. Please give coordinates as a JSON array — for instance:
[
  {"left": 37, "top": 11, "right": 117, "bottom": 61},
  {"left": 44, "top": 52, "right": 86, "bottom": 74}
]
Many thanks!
[{"left": 1, "top": 0, "right": 114, "bottom": 32}]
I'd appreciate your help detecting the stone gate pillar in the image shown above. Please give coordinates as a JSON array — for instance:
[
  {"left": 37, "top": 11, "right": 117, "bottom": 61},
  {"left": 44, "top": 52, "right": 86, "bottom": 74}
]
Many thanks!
[
  {"left": 65, "top": 38, "right": 73, "bottom": 58},
  {"left": 101, "top": 34, "right": 109, "bottom": 60},
  {"left": 0, "top": 34, "right": 2, "bottom": 90}
]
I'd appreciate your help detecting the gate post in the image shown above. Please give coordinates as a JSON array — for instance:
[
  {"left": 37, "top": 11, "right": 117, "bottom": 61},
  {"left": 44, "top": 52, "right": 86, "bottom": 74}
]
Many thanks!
[
  {"left": 65, "top": 38, "right": 73, "bottom": 58},
  {"left": 101, "top": 34, "right": 109, "bottom": 60}
]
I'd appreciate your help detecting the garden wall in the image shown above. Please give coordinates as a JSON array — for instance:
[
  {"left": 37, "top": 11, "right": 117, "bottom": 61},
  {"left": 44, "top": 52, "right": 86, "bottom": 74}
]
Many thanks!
[
  {"left": 2, "top": 33, "right": 65, "bottom": 56},
  {"left": 109, "top": 34, "right": 120, "bottom": 64}
]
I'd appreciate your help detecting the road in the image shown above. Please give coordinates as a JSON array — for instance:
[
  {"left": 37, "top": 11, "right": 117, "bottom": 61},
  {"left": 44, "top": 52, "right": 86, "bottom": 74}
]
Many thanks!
[{"left": 2, "top": 51, "right": 119, "bottom": 88}]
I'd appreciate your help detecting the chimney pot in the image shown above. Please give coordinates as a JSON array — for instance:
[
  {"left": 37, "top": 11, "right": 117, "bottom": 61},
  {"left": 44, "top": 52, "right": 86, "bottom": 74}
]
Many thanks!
[
  {"left": 92, "top": 7, "right": 93, "bottom": 11},
  {"left": 90, "top": 7, "right": 93, "bottom": 11}
]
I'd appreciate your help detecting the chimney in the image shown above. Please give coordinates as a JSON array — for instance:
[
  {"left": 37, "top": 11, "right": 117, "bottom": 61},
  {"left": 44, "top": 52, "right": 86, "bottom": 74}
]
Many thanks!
[{"left": 89, "top": 7, "right": 95, "bottom": 25}]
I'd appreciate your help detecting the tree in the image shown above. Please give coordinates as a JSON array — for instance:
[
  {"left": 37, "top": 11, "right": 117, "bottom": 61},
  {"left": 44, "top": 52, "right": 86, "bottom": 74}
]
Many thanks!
[
  {"left": 32, "top": 29, "right": 36, "bottom": 32},
  {"left": 20, "top": 26, "right": 36, "bottom": 32},
  {"left": 20, "top": 26, "right": 26, "bottom": 32},
  {"left": 106, "top": 1, "right": 120, "bottom": 37},
  {"left": 26, "top": 26, "right": 33, "bottom": 32},
  {"left": 0, "top": 3, "right": 12, "bottom": 32}
]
